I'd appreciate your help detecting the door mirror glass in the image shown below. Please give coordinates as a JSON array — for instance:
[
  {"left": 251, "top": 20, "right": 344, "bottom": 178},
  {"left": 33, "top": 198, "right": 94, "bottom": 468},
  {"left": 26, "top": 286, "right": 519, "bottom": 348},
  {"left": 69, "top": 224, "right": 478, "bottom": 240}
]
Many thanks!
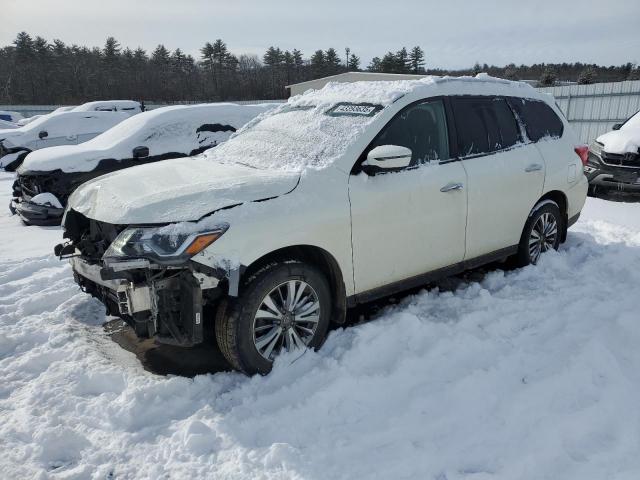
[
  {"left": 38, "top": 130, "right": 48, "bottom": 139},
  {"left": 132, "top": 146, "right": 149, "bottom": 158},
  {"left": 612, "top": 123, "right": 623, "bottom": 131},
  {"left": 363, "top": 145, "right": 412, "bottom": 172}
]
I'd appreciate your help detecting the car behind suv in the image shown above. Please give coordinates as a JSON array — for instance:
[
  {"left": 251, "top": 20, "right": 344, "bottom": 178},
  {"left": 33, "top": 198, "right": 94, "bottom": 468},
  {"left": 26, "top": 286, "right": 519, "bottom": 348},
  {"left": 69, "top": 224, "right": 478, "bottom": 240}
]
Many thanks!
[
  {"left": 57, "top": 75, "right": 588, "bottom": 375},
  {"left": 586, "top": 110, "right": 640, "bottom": 192},
  {"left": 11, "top": 103, "right": 275, "bottom": 225}
]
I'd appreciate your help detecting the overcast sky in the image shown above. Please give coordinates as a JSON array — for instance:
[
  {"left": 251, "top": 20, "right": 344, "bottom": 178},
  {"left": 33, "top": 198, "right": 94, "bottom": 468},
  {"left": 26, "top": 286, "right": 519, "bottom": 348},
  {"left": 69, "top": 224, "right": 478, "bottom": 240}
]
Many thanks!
[{"left": 3, "top": 0, "right": 639, "bottom": 69}]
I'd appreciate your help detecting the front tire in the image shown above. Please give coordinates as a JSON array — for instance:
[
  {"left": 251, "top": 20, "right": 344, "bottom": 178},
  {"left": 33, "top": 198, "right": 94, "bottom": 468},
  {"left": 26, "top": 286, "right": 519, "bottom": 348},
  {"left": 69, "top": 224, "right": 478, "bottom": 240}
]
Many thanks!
[
  {"left": 215, "top": 261, "right": 331, "bottom": 375},
  {"left": 515, "top": 201, "right": 562, "bottom": 267}
]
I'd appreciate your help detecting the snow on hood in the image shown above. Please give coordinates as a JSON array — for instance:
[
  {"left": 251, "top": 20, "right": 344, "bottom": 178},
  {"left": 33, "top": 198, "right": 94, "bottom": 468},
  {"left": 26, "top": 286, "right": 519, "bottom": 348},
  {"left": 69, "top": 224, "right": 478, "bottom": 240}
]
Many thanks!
[
  {"left": 596, "top": 113, "right": 640, "bottom": 155},
  {"left": 205, "top": 74, "right": 537, "bottom": 172},
  {"left": 20, "top": 103, "right": 277, "bottom": 174},
  {"left": 67, "top": 157, "right": 299, "bottom": 224}
]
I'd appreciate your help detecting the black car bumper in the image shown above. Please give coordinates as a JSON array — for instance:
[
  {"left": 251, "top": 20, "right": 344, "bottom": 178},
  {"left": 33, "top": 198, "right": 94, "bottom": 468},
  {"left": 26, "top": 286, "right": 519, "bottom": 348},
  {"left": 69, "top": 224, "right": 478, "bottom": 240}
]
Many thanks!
[
  {"left": 10, "top": 197, "right": 64, "bottom": 226},
  {"left": 585, "top": 150, "right": 640, "bottom": 191}
]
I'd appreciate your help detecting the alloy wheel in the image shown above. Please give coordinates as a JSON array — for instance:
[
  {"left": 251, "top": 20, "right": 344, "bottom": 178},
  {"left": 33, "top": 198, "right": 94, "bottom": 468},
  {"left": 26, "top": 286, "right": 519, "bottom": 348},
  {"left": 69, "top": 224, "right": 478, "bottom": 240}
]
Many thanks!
[
  {"left": 528, "top": 212, "right": 558, "bottom": 264},
  {"left": 252, "top": 280, "right": 320, "bottom": 361}
]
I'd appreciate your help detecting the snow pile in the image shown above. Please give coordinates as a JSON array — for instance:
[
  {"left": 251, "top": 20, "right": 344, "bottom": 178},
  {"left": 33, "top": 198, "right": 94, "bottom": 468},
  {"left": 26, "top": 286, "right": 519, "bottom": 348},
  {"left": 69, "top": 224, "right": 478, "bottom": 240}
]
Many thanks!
[
  {"left": 597, "top": 112, "right": 640, "bottom": 155},
  {"left": 2, "top": 170, "right": 640, "bottom": 478},
  {"left": 21, "top": 103, "right": 277, "bottom": 173}
]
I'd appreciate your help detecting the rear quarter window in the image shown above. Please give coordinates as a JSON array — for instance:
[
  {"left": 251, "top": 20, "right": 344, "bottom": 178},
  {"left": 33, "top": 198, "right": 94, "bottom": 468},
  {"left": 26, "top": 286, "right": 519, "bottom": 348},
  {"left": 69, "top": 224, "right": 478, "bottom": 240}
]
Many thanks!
[{"left": 508, "top": 98, "right": 564, "bottom": 142}]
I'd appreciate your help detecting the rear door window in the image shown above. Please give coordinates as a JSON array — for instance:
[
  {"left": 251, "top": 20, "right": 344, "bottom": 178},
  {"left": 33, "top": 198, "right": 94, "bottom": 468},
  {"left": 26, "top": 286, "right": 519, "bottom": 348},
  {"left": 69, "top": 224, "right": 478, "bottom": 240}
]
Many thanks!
[
  {"left": 452, "top": 97, "right": 521, "bottom": 157},
  {"left": 507, "top": 98, "right": 564, "bottom": 142}
]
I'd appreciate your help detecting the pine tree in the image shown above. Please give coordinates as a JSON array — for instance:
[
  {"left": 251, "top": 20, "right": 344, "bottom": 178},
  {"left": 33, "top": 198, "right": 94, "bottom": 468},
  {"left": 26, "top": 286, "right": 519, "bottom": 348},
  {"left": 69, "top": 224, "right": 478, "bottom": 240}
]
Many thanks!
[
  {"left": 324, "top": 48, "right": 341, "bottom": 75},
  {"left": 347, "top": 54, "right": 360, "bottom": 71},
  {"left": 408, "top": 46, "right": 425, "bottom": 74},
  {"left": 577, "top": 66, "right": 596, "bottom": 85},
  {"left": 367, "top": 57, "right": 382, "bottom": 72},
  {"left": 310, "top": 50, "right": 325, "bottom": 78}
]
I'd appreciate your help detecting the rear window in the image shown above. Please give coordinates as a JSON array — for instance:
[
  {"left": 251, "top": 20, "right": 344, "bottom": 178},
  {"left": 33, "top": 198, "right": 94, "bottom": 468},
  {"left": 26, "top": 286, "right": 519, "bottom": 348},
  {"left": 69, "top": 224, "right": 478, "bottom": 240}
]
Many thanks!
[
  {"left": 451, "top": 97, "right": 521, "bottom": 157},
  {"left": 507, "top": 98, "right": 564, "bottom": 142}
]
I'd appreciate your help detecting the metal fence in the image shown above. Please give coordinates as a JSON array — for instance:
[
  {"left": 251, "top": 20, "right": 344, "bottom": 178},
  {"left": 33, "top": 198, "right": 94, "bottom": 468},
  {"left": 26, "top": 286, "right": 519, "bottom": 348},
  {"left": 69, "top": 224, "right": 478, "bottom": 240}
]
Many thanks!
[{"left": 536, "top": 80, "right": 640, "bottom": 144}]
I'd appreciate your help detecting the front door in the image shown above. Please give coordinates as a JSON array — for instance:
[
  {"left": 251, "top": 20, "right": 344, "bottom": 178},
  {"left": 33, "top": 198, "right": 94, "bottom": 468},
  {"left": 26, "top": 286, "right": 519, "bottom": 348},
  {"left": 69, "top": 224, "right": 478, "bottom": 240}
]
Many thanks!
[{"left": 349, "top": 99, "right": 468, "bottom": 295}]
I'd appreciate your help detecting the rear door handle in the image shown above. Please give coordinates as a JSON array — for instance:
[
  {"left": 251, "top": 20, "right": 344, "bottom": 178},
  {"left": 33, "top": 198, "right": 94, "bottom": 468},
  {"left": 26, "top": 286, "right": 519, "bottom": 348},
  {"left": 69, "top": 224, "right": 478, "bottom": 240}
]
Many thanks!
[
  {"left": 440, "top": 183, "right": 464, "bottom": 192},
  {"left": 525, "top": 163, "right": 543, "bottom": 172}
]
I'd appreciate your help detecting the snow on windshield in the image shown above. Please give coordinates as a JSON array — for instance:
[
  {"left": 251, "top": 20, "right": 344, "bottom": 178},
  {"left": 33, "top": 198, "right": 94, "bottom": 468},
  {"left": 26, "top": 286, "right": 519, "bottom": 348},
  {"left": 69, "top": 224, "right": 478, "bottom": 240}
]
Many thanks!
[
  {"left": 621, "top": 110, "right": 640, "bottom": 131},
  {"left": 204, "top": 103, "right": 383, "bottom": 171},
  {"left": 203, "top": 79, "right": 434, "bottom": 171}
]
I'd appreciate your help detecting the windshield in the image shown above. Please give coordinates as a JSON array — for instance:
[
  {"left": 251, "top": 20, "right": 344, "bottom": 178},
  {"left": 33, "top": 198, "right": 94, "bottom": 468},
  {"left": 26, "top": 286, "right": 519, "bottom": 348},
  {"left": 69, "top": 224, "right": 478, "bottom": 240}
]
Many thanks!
[
  {"left": 204, "top": 102, "right": 385, "bottom": 171},
  {"left": 622, "top": 110, "right": 640, "bottom": 131}
]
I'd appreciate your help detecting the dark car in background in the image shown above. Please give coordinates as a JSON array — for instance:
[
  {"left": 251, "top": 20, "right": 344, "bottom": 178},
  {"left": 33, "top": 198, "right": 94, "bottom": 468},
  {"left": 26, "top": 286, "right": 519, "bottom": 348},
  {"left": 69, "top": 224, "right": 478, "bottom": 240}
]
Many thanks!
[{"left": 586, "top": 110, "right": 640, "bottom": 193}]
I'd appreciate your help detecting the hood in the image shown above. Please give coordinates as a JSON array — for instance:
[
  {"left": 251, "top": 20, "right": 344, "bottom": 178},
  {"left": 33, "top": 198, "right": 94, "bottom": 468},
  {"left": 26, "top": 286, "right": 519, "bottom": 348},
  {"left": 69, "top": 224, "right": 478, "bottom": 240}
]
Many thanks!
[
  {"left": 18, "top": 144, "right": 104, "bottom": 174},
  {"left": 0, "top": 128, "right": 27, "bottom": 147},
  {"left": 67, "top": 157, "right": 300, "bottom": 224},
  {"left": 597, "top": 129, "right": 640, "bottom": 155}
]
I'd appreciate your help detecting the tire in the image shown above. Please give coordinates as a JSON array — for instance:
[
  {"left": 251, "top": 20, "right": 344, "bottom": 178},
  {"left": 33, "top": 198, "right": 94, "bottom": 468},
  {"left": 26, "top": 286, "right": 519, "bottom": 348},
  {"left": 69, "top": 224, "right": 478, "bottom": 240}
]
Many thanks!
[
  {"left": 515, "top": 201, "right": 563, "bottom": 267},
  {"left": 215, "top": 261, "right": 331, "bottom": 375}
]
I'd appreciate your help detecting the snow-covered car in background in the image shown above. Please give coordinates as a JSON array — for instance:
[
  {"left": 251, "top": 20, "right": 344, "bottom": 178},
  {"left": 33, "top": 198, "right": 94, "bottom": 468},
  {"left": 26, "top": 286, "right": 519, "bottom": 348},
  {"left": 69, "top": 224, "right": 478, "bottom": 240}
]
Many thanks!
[
  {"left": 0, "top": 119, "right": 19, "bottom": 129},
  {"left": 586, "top": 110, "right": 640, "bottom": 192},
  {"left": 72, "top": 100, "right": 142, "bottom": 114},
  {"left": 0, "top": 110, "right": 24, "bottom": 123},
  {"left": 0, "top": 110, "right": 130, "bottom": 172},
  {"left": 16, "top": 106, "right": 76, "bottom": 126},
  {"left": 11, "top": 103, "right": 276, "bottom": 225},
  {"left": 57, "top": 76, "right": 588, "bottom": 375}
]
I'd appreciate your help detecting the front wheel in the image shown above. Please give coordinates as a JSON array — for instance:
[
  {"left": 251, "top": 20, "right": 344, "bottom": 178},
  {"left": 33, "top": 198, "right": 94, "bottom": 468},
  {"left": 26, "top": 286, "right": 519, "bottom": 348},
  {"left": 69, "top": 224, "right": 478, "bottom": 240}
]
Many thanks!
[
  {"left": 515, "top": 201, "right": 562, "bottom": 267},
  {"left": 215, "top": 261, "right": 331, "bottom": 375}
]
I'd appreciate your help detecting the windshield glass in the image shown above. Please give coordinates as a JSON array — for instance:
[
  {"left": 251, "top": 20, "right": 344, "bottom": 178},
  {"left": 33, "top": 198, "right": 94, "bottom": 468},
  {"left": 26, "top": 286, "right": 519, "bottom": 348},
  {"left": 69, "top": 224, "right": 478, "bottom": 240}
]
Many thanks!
[
  {"left": 204, "top": 102, "right": 385, "bottom": 171},
  {"left": 622, "top": 110, "right": 640, "bottom": 131}
]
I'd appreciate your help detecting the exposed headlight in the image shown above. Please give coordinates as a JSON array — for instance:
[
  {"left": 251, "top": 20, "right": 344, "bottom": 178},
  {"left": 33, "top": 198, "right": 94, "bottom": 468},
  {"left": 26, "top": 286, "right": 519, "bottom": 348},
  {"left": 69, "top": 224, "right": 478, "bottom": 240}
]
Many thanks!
[
  {"left": 589, "top": 141, "right": 603, "bottom": 158},
  {"left": 103, "top": 223, "right": 228, "bottom": 265}
]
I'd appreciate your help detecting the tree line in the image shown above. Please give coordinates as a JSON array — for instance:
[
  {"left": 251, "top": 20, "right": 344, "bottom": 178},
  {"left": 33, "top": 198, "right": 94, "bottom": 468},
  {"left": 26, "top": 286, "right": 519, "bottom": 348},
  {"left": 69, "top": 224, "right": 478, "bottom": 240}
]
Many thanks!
[{"left": 0, "top": 32, "right": 638, "bottom": 105}]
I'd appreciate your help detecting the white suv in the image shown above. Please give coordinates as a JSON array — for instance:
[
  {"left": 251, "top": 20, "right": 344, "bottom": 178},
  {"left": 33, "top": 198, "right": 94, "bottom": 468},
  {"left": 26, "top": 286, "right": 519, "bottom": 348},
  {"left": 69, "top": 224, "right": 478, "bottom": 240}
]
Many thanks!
[{"left": 57, "top": 76, "right": 588, "bottom": 375}]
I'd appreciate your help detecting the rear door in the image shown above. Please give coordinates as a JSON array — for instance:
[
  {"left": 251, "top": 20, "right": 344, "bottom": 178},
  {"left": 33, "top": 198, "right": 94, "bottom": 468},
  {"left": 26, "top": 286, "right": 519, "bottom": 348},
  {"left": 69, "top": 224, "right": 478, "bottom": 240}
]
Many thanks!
[{"left": 452, "top": 96, "right": 545, "bottom": 259}]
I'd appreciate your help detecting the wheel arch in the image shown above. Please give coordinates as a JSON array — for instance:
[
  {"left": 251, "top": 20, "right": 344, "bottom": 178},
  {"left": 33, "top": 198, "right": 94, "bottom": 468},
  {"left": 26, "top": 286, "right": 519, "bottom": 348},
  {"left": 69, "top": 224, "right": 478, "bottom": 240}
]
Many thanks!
[
  {"left": 534, "top": 190, "right": 569, "bottom": 242},
  {"left": 241, "top": 244, "right": 348, "bottom": 324}
]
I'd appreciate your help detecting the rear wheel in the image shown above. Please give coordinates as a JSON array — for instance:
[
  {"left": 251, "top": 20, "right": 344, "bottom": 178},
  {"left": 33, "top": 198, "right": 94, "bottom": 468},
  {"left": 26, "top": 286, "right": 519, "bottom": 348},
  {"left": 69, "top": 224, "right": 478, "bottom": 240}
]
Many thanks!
[
  {"left": 215, "top": 261, "right": 331, "bottom": 375},
  {"left": 515, "top": 201, "right": 562, "bottom": 267}
]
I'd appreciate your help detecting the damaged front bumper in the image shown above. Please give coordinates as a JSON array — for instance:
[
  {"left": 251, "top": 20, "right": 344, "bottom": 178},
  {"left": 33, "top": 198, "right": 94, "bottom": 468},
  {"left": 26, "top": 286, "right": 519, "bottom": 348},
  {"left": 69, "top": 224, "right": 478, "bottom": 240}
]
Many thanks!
[
  {"left": 69, "top": 256, "right": 225, "bottom": 346},
  {"left": 10, "top": 196, "right": 64, "bottom": 226},
  {"left": 585, "top": 149, "right": 640, "bottom": 191}
]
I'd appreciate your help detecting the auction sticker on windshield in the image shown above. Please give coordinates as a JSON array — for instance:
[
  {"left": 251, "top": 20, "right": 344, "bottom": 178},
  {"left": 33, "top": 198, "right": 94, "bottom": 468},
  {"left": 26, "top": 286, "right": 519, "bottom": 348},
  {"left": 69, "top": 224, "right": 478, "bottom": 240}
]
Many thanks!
[{"left": 326, "top": 103, "right": 383, "bottom": 117}]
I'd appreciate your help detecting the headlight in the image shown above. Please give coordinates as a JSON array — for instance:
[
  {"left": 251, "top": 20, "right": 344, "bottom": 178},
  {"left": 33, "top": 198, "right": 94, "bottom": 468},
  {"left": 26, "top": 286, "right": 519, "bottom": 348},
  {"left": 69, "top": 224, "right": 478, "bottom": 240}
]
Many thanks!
[
  {"left": 103, "top": 223, "right": 228, "bottom": 265},
  {"left": 589, "top": 141, "right": 603, "bottom": 158}
]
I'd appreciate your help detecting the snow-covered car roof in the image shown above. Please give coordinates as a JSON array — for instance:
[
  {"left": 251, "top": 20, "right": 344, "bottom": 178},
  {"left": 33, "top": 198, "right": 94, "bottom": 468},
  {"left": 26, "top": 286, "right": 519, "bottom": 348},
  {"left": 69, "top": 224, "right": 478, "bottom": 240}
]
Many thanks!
[
  {"left": 72, "top": 100, "right": 141, "bottom": 114},
  {"left": 20, "top": 103, "right": 278, "bottom": 173},
  {"left": 0, "top": 110, "right": 24, "bottom": 122},
  {"left": 0, "top": 110, "right": 130, "bottom": 148},
  {"left": 0, "top": 119, "right": 19, "bottom": 130},
  {"left": 596, "top": 110, "right": 640, "bottom": 155},
  {"left": 205, "top": 74, "right": 546, "bottom": 172}
]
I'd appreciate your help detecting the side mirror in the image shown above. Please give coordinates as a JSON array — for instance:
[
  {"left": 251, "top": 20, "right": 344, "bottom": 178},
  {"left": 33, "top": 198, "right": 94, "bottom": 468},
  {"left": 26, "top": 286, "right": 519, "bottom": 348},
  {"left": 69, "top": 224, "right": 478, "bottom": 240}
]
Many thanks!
[
  {"left": 362, "top": 145, "right": 412, "bottom": 174},
  {"left": 132, "top": 146, "right": 149, "bottom": 158},
  {"left": 38, "top": 130, "right": 48, "bottom": 139},
  {"left": 612, "top": 123, "right": 623, "bottom": 131}
]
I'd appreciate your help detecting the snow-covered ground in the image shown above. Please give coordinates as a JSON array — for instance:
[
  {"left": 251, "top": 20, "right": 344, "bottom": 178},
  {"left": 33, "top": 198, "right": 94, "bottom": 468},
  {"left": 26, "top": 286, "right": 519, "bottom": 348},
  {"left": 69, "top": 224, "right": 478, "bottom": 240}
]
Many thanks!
[{"left": 1, "top": 169, "right": 639, "bottom": 479}]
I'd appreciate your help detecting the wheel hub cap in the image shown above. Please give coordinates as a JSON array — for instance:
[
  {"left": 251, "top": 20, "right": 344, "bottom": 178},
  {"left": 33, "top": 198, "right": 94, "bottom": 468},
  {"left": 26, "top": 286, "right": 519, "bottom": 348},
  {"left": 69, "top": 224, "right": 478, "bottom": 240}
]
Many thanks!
[
  {"left": 528, "top": 212, "right": 558, "bottom": 264},
  {"left": 252, "top": 280, "right": 321, "bottom": 361}
]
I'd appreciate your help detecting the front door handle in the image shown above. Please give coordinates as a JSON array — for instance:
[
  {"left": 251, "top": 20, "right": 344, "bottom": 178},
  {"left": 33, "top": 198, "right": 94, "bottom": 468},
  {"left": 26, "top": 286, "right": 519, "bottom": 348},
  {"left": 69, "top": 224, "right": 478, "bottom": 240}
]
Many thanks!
[
  {"left": 440, "top": 182, "right": 464, "bottom": 192},
  {"left": 525, "top": 163, "right": 543, "bottom": 172}
]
